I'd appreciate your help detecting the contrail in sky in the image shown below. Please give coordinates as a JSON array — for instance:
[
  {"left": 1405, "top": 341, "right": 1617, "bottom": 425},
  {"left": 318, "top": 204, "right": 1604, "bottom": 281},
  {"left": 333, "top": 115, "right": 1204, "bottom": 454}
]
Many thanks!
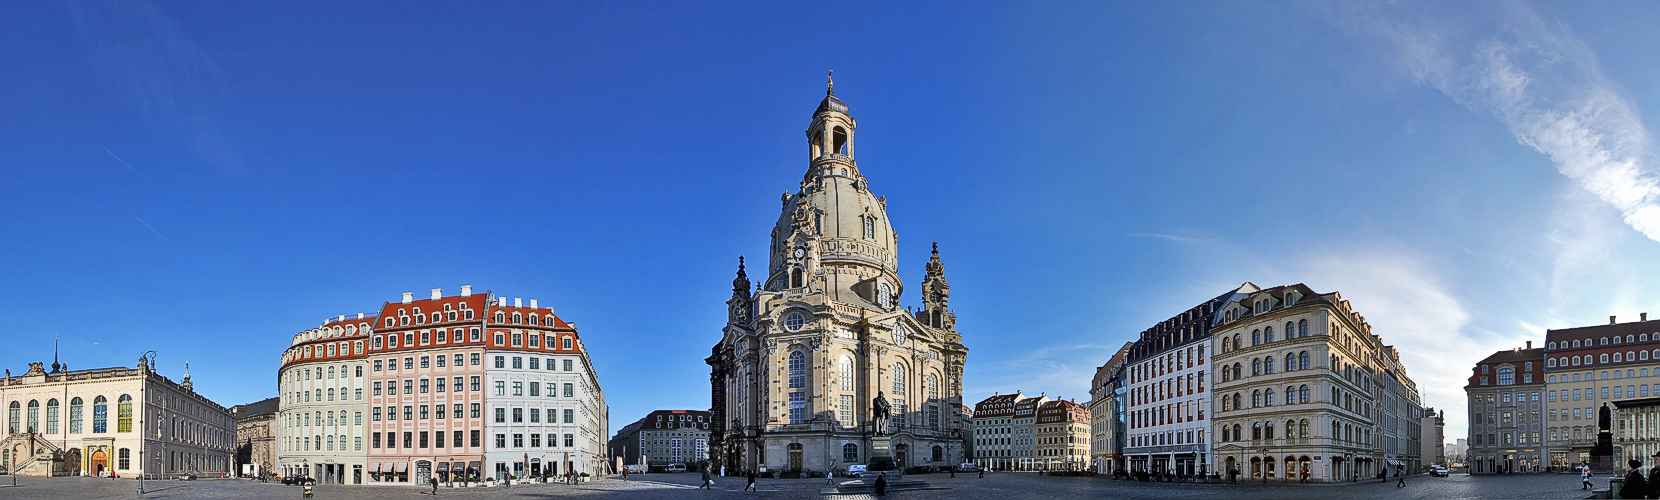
[
  {"left": 134, "top": 216, "right": 174, "bottom": 245},
  {"left": 103, "top": 147, "right": 163, "bottom": 192}
]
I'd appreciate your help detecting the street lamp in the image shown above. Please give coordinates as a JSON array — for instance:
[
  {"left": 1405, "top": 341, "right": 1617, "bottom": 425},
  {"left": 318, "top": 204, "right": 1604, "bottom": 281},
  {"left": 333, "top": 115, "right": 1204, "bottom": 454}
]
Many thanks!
[{"left": 1260, "top": 448, "right": 1269, "bottom": 484}]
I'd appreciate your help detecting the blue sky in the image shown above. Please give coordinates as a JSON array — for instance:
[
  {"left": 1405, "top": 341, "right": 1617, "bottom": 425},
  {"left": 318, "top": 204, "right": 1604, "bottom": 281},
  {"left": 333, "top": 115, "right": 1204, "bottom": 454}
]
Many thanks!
[{"left": 3, "top": 1, "right": 1660, "bottom": 445}]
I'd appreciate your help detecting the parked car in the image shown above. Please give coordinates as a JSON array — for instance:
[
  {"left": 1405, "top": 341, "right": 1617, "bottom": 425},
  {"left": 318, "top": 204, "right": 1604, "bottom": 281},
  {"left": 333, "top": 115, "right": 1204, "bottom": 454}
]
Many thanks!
[
  {"left": 957, "top": 463, "right": 981, "bottom": 473},
  {"left": 1429, "top": 466, "right": 1449, "bottom": 477},
  {"left": 846, "top": 465, "right": 867, "bottom": 478},
  {"left": 666, "top": 464, "right": 687, "bottom": 473}
]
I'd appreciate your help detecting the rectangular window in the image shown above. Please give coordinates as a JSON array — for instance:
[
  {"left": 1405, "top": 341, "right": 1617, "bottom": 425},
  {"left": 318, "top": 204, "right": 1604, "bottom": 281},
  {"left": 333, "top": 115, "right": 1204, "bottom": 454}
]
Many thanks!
[
  {"left": 404, "top": 405, "right": 413, "bottom": 421},
  {"left": 471, "top": 353, "right": 480, "bottom": 365},
  {"left": 563, "top": 409, "right": 574, "bottom": 423},
  {"left": 471, "top": 403, "right": 481, "bottom": 418},
  {"left": 373, "top": 433, "right": 382, "bottom": 449},
  {"left": 495, "top": 381, "right": 506, "bottom": 396},
  {"left": 564, "top": 359, "right": 573, "bottom": 371},
  {"left": 513, "top": 433, "right": 524, "bottom": 447},
  {"left": 471, "top": 430, "right": 481, "bottom": 447},
  {"left": 495, "top": 434, "right": 506, "bottom": 448},
  {"left": 373, "top": 407, "right": 382, "bottom": 421},
  {"left": 530, "top": 357, "right": 540, "bottom": 370},
  {"left": 530, "top": 408, "right": 540, "bottom": 423},
  {"left": 1604, "top": 387, "right": 1611, "bottom": 399},
  {"left": 454, "top": 404, "right": 464, "bottom": 419},
  {"left": 454, "top": 354, "right": 464, "bottom": 366},
  {"left": 513, "top": 408, "right": 524, "bottom": 423},
  {"left": 403, "top": 432, "right": 413, "bottom": 449},
  {"left": 495, "top": 356, "right": 505, "bottom": 368},
  {"left": 455, "top": 430, "right": 465, "bottom": 448},
  {"left": 471, "top": 376, "right": 480, "bottom": 391},
  {"left": 421, "top": 378, "right": 430, "bottom": 394},
  {"left": 789, "top": 392, "right": 806, "bottom": 424},
  {"left": 513, "top": 382, "right": 523, "bottom": 396},
  {"left": 419, "top": 431, "right": 429, "bottom": 448},
  {"left": 435, "top": 431, "right": 445, "bottom": 448},
  {"left": 404, "top": 357, "right": 414, "bottom": 370},
  {"left": 355, "top": 388, "right": 362, "bottom": 400},
  {"left": 420, "top": 405, "right": 430, "bottom": 420},
  {"left": 420, "top": 356, "right": 430, "bottom": 368},
  {"left": 436, "top": 378, "right": 446, "bottom": 393},
  {"left": 495, "top": 407, "right": 506, "bottom": 423},
  {"left": 531, "top": 433, "right": 541, "bottom": 447},
  {"left": 530, "top": 335, "right": 541, "bottom": 348},
  {"left": 530, "top": 382, "right": 540, "bottom": 397},
  {"left": 564, "top": 383, "right": 574, "bottom": 397},
  {"left": 548, "top": 433, "right": 558, "bottom": 448},
  {"left": 564, "top": 434, "right": 574, "bottom": 447},
  {"left": 840, "top": 395, "right": 855, "bottom": 426},
  {"left": 355, "top": 411, "right": 362, "bottom": 425},
  {"left": 547, "top": 358, "right": 556, "bottom": 371},
  {"left": 387, "top": 405, "right": 397, "bottom": 421},
  {"left": 404, "top": 379, "right": 414, "bottom": 395},
  {"left": 512, "top": 356, "right": 523, "bottom": 369},
  {"left": 374, "top": 382, "right": 382, "bottom": 396},
  {"left": 436, "top": 354, "right": 446, "bottom": 367},
  {"left": 374, "top": 360, "right": 383, "bottom": 371}
]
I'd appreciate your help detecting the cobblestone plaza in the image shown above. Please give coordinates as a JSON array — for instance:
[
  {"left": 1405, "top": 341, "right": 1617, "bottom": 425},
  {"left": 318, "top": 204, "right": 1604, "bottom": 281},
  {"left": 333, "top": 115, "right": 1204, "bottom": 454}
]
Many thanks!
[{"left": 0, "top": 472, "right": 1608, "bottom": 499}]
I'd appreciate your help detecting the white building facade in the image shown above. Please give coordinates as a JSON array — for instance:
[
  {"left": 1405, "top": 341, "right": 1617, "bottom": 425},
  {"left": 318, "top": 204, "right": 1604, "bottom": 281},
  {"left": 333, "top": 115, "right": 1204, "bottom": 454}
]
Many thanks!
[{"left": 276, "top": 316, "right": 372, "bottom": 484}]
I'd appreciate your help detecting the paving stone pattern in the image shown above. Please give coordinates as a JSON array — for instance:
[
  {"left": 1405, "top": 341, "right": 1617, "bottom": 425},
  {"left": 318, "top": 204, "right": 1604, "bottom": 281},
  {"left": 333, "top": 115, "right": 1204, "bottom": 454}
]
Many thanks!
[{"left": 0, "top": 471, "right": 1611, "bottom": 499}]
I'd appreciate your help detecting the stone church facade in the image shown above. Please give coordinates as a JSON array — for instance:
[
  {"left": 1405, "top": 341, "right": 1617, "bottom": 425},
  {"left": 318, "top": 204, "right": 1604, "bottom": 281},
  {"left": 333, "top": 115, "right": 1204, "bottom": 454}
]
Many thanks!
[{"left": 707, "top": 81, "right": 969, "bottom": 474}]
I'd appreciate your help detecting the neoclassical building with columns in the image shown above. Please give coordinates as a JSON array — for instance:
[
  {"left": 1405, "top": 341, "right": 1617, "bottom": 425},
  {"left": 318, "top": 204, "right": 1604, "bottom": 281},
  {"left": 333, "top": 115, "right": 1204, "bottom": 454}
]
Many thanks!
[{"left": 707, "top": 80, "right": 970, "bottom": 474}]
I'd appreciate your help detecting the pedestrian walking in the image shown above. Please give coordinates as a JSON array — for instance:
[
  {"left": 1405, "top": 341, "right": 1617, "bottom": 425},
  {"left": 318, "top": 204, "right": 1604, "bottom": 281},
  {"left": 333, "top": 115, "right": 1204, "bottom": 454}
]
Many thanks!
[
  {"left": 1626, "top": 459, "right": 1651, "bottom": 499},
  {"left": 950, "top": 467, "right": 956, "bottom": 478},
  {"left": 431, "top": 476, "right": 440, "bottom": 495},
  {"left": 1585, "top": 466, "right": 1596, "bottom": 490},
  {"left": 1396, "top": 468, "right": 1406, "bottom": 488},
  {"left": 875, "top": 472, "right": 888, "bottom": 496},
  {"left": 621, "top": 467, "right": 629, "bottom": 482},
  {"left": 977, "top": 469, "right": 984, "bottom": 479},
  {"left": 700, "top": 467, "right": 713, "bottom": 490},
  {"left": 744, "top": 470, "right": 757, "bottom": 491}
]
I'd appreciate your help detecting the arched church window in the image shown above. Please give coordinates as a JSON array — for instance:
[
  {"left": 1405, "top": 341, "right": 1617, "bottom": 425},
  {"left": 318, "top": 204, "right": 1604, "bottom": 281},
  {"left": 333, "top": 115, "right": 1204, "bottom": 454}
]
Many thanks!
[
  {"left": 864, "top": 217, "right": 875, "bottom": 240},
  {"left": 791, "top": 268, "right": 804, "bottom": 288},
  {"left": 892, "top": 363, "right": 907, "bottom": 395},
  {"left": 789, "top": 351, "right": 807, "bottom": 388},
  {"left": 839, "top": 356, "right": 855, "bottom": 391}
]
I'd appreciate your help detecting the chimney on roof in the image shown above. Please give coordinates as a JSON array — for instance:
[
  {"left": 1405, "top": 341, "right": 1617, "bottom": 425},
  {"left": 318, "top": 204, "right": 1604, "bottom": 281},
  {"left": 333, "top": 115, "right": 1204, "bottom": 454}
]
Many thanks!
[
  {"left": 499, "top": 297, "right": 508, "bottom": 307},
  {"left": 357, "top": 313, "right": 364, "bottom": 319},
  {"left": 461, "top": 285, "right": 472, "bottom": 297},
  {"left": 338, "top": 315, "right": 345, "bottom": 322},
  {"left": 1527, "top": 341, "right": 1532, "bottom": 349},
  {"left": 402, "top": 292, "right": 413, "bottom": 304},
  {"left": 1645, "top": 313, "right": 1650, "bottom": 322},
  {"left": 1613, "top": 315, "right": 1618, "bottom": 325},
  {"left": 530, "top": 299, "right": 538, "bottom": 309},
  {"left": 514, "top": 298, "right": 522, "bottom": 308},
  {"left": 432, "top": 288, "right": 442, "bottom": 300}
]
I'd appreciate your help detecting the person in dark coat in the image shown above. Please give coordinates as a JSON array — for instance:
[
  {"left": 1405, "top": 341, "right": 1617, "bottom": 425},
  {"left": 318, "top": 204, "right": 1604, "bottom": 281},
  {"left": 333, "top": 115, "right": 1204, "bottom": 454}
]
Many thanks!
[
  {"left": 430, "top": 476, "right": 440, "bottom": 495},
  {"left": 744, "top": 470, "right": 757, "bottom": 491},
  {"left": 700, "top": 468, "right": 713, "bottom": 490},
  {"left": 875, "top": 472, "right": 888, "bottom": 496},
  {"left": 1648, "top": 452, "right": 1660, "bottom": 500},
  {"left": 1625, "top": 459, "right": 1650, "bottom": 499}
]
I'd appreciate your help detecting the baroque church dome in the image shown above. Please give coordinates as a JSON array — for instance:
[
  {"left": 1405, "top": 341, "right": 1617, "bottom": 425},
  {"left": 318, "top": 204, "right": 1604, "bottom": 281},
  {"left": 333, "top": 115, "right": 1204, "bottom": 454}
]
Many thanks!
[{"left": 765, "top": 85, "right": 901, "bottom": 310}]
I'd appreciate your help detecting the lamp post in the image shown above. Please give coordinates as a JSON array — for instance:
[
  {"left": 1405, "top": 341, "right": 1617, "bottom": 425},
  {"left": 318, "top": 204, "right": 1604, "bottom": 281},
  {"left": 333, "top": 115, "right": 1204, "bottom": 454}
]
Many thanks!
[{"left": 1260, "top": 448, "right": 1269, "bottom": 484}]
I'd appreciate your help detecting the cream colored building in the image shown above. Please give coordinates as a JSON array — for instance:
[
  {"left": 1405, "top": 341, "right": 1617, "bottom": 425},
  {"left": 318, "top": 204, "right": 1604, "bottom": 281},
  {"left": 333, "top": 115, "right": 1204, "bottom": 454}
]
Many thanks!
[
  {"left": 1210, "top": 283, "right": 1416, "bottom": 482},
  {"left": 708, "top": 82, "right": 969, "bottom": 474},
  {"left": 277, "top": 315, "right": 372, "bottom": 484},
  {"left": 1541, "top": 315, "right": 1660, "bottom": 470},
  {"left": 2, "top": 355, "right": 234, "bottom": 478},
  {"left": 1035, "top": 399, "right": 1090, "bottom": 470},
  {"left": 1088, "top": 343, "right": 1131, "bottom": 473}
]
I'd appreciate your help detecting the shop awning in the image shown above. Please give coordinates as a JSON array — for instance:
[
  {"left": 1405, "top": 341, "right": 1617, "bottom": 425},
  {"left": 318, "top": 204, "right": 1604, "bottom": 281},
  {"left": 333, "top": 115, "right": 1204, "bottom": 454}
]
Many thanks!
[
  {"left": 395, "top": 462, "right": 408, "bottom": 473},
  {"left": 468, "top": 461, "right": 482, "bottom": 471},
  {"left": 453, "top": 462, "right": 466, "bottom": 473},
  {"left": 437, "top": 463, "right": 450, "bottom": 472},
  {"left": 1332, "top": 456, "right": 1344, "bottom": 462},
  {"left": 1299, "top": 456, "right": 1311, "bottom": 461},
  {"left": 1250, "top": 457, "right": 1261, "bottom": 462},
  {"left": 1284, "top": 455, "right": 1297, "bottom": 461},
  {"left": 1386, "top": 458, "right": 1400, "bottom": 466},
  {"left": 371, "top": 462, "right": 382, "bottom": 473}
]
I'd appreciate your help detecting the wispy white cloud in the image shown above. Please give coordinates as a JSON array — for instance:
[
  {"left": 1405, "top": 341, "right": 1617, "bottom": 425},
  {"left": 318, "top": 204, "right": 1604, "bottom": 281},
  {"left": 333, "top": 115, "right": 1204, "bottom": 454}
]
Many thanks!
[{"left": 1362, "top": 2, "right": 1660, "bottom": 244}]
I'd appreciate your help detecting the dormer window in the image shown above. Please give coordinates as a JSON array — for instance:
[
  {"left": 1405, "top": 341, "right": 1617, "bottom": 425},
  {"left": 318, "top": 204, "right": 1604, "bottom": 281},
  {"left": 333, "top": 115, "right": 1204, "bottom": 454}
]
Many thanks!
[
  {"left": 1548, "top": 342, "right": 1556, "bottom": 350},
  {"left": 1573, "top": 340, "right": 1581, "bottom": 348},
  {"left": 1615, "top": 336, "right": 1622, "bottom": 344},
  {"left": 1602, "top": 337, "right": 1610, "bottom": 345}
]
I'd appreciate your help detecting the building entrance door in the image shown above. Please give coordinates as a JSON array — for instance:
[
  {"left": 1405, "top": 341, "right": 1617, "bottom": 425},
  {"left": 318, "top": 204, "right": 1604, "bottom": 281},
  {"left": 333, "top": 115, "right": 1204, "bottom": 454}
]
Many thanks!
[
  {"left": 895, "top": 444, "right": 908, "bottom": 469},
  {"left": 90, "top": 449, "right": 108, "bottom": 476},
  {"left": 415, "top": 461, "right": 432, "bottom": 485}
]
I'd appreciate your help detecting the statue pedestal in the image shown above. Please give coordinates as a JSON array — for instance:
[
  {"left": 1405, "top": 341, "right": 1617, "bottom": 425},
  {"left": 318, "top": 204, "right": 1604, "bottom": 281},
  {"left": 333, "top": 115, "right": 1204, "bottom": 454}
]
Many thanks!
[
  {"left": 868, "top": 436, "right": 896, "bottom": 472},
  {"left": 1590, "top": 430, "right": 1615, "bottom": 474}
]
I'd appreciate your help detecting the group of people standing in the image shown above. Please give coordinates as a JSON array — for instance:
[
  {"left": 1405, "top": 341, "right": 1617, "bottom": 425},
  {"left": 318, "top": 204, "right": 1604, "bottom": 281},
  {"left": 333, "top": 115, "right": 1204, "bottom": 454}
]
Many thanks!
[{"left": 1614, "top": 452, "right": 1660, "bottom": 499}]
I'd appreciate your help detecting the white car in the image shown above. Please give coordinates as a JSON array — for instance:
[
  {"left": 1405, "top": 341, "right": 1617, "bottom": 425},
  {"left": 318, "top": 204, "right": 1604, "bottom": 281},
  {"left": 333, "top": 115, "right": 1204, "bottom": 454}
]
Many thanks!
[
  {"left": 666, "top": 464, "right": 687, "bottom": 473},
  {"left": 846, "top": 465, "right": 867, "bottom": 478}
]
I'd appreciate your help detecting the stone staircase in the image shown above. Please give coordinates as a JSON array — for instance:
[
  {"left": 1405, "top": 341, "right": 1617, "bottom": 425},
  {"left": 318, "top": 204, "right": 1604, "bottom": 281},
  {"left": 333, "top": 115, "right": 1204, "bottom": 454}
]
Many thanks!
[
  {"left": 0, "top": 432, "right": 65, "bottom": 476},
  {"left": 821, "top": 476, "right": 945, "bottom": 495}
]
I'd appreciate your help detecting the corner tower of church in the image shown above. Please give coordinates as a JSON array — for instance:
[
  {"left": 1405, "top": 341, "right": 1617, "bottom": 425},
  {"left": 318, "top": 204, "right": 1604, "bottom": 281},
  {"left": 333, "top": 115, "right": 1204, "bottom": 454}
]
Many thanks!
[{"left": 708, "top": 77, "right": 969, "bottom": 476}]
